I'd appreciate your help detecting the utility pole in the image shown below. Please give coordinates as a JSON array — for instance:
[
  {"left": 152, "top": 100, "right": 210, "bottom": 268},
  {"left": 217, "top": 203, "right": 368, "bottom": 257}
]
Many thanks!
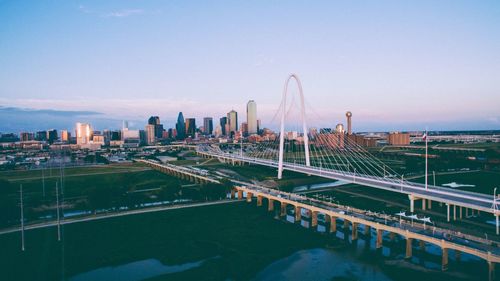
[
  {"left": 424, "top": 130, "right": 428, "bottom": 190},
  {"left": 56, "top": 182, "right": 61, "bottom": 241},
  {"left": 20, "top": 184, "right": 25, "bottom": 251},
  {"left": 42, "top": 165, "right": 45, "bottom": 197}
]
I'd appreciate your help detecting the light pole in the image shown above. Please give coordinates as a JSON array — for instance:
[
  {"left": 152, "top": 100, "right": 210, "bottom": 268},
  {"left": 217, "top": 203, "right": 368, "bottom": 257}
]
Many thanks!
[
  {"left": 494, "top": 187, "right": 499, "bottom": 235},
  {"left": 56, "top": 182, "right": 61, "bottom": 242},
  {"left": 424, "top": 129, "right": 428, "bottom": 190},
  {"left": 20, "top": 184, "right": 25, "bottom": 251}
]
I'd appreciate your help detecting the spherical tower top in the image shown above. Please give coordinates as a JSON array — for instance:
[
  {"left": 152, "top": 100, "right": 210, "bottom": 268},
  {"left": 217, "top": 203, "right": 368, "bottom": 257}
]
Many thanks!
[{"left": 346, "top": 111, "right": 352, "bottom": 118}]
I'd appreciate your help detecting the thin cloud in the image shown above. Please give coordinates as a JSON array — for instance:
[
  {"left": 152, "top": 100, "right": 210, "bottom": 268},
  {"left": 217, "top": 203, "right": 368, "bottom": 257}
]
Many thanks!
[
  {"left": 103, "top": 9, "right": 144, "bottom": 18},
  {"left": 78, "top": 5, "right": 148, "bottom": 18}
]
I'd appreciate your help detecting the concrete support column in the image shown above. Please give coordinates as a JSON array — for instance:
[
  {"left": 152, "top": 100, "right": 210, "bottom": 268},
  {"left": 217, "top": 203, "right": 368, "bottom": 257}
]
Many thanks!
[
  {"left": 447, "top": 204, "right": 450, "bottom": 222},
  {"left": 376, "top": 229, "right": 383, "bottom": 249},
  {"left": 442, "top": 248, "right": 449, "bottom": 271},
  {"left": 466, "top": 208, "right": 469, "bottom": 218},
  {"left": 257, "top": 195, "right": 263, "bottom": 207},
  {"left": 268, "top": 199, "right": 274, "bottom": 212},
  {"left": 246, "top": 192, "right": 252, "bottom": 203},
  {"left": 489, "top": 261, "right": 495, "bottom": 281},
  {"left": 406, "top": 238, "right": 413, "bottom": 259},
  {"left": 496, "top": 215, "right": 499, "bottom": 235},
  {"left": 409, "top": 195, "right": 415, "bottom": 213},
  {"left": 311, "top": 211, "right": 318, "bottom": 228},
  {"left": 364, "top": 225, "right": 371, "bottom": 236},
  {"left": 422, "top": 199, "right": 426, "bottom": 211},
  {"left": 280, "top": 202, "right": 287, "bottom": 217},
  {"left": 453, "top": 205, "right": 457, "bottom": 221},
  {"left": 237, "top": 190, "right": 243, "bottom": 200},
  {"left": 295, "top": 206, "right": 301, "bottom": 222},
  {"left": 343, "top": 219, "right": 349, "bottom": 229},
  {"left": 230, "top": 190, "right": 235, "bottom": 199},
  {"left": 428, "top": 199, "right": 432, "bottom": 210},
  {"left": 330, "top": 216, "right": 337, "bottom": 233},
  {"left": 352, "top": 222, "right": 359, "bottom": 241},
  {"left": 460, "top": 206, "right": 463, "bottom": 220}
]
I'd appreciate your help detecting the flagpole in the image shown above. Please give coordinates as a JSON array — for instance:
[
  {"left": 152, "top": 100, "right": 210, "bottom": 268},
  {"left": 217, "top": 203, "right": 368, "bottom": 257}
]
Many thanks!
[{"left": 425, "top": 129, "right": 428, "bottom": 190}]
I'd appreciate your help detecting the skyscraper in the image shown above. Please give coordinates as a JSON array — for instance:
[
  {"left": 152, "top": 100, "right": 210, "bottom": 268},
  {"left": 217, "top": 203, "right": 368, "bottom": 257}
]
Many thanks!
[
  {"left": 203, "top": 117, "right": 213, "bottom": 135},
  {"left": 76, "top": 122, "right": 92, "bottom": 145},
  {"left": 220, "top": 117, "right": 227, "bottom": 136},
  {"left": 176, "top": 112, "right": 186, "bottom": 140},
  {"left": 145, "top": 124, "right": 156, "bottom": 145},
  {"left": 246, "top": 100, "right": 257, "bottom": 135},
  {"left": 148, "top": 116, "right": 163, "bottom": 139},
  {"left": 241, "top": 122, "right": 248, "bottom": 137},
  {"left": 61, "top": 130, "right": 70, "bottom": 142},
  {"left": 185, "top": 118, "right": 196, "bottom": 138},
  {"left": 227, "top": 110, "right": 238, "bottom": 136},
  {"left": 47, "top": 129, "right": 58, "bottom": 144}
]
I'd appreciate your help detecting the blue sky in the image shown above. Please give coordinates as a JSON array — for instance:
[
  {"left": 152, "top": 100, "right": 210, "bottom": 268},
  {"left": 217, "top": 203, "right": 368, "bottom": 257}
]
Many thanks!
[{"left": 0, "top": 0, "right": 499, "bottom": 132}]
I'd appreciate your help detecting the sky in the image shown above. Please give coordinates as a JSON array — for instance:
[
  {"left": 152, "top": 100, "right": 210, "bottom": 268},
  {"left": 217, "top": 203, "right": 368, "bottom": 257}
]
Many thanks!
[{"left": 0, "top": 0, "right": 499, "bottom": 132}]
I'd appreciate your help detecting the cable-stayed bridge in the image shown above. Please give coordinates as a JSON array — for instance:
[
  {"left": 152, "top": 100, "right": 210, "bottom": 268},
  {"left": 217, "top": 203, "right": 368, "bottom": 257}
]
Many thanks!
[{"left": 196, "top": 74, "right": 500, "bottom": 232}]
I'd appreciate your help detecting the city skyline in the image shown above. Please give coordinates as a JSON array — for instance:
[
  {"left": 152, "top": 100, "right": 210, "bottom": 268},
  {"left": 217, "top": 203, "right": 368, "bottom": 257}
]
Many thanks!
[{"left": 1, "top": 1, "right": 499, "bottom": 132}]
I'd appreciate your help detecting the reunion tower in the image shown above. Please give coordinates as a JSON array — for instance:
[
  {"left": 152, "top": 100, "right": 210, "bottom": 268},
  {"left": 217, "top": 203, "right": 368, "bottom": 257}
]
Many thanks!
[{"left": 346, "top": 111, "right": 352, "bottom": 135}]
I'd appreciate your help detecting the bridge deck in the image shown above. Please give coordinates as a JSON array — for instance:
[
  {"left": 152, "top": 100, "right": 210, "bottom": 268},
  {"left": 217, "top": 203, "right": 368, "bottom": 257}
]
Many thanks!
[{"left": 197, "top": 149, "right": 498, "bottom": 216}]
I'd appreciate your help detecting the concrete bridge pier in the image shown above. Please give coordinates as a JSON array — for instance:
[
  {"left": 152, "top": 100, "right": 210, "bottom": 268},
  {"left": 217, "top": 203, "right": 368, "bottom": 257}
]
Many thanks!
[
  {"left": 442, "top": 248, "right": 449, "bottom": 271},
  {"left": 237, "top": 190, "right": 243, "bottom": 200},
  {"left": 330, "top": 216, "right": 337, "bottom": 233},
  {"left": 246, "top": 192, "right": 253, "bottom": 203},
  {"left": 230, "top": 190, "right": 235, "bottom": 199},
  {"left": 428, "top": 199, "right": 432, "bottom": 210},
  {"left": 454, "top": 205, "right": 457, "bottom": 221},
  {"left": 295, "top": 206, "right": 301, "bottom": 222},
  {"left": 257, "top": 195, "right": 263, "bottom": 206},
  {"left": 422, "top": 199, "right": 426, "bottom": 211},
  {"left": 447, "top": 204, "right": 450, "bottom": 222},
  {"left": 409, "top": 195, "right": 415, "bottom": 213},
  {"left": 352, "top": 222, "right": 359, "bottom": 241},
  {"left": 489, "top": 261, "right": 495, "bottom": 281},
  {"left": 268, "top": 199, "right": 274, "bottom": 211},
  {"left": 311, "top": 211, "right": 318, "bottom": 228},
  {"left": 406, "top": 237, "right": 413, "bottom": 259},
  {"left": 280, "top": 203, "right": 287, "bottom": 217},
  {"left": 376, "top": 229, "right": 383, "bottom": 249}
]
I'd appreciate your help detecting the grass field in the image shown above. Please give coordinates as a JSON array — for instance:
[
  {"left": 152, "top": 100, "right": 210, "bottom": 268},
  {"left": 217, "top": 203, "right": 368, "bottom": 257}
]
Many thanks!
[
  {"left": 411, "top": 170, "right": 500, "bottom": 195},
  {"left": 0, "top": 163, "right": 193, "bottom": 228},
  {"left": 0, "top": 163, "right": 149, "bottom": 181}
]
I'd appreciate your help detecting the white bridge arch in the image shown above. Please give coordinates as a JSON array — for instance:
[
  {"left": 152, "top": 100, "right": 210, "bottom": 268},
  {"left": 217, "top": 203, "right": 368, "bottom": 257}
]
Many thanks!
[{"left": 278, "top": 74, "right": 311, "bottom": 179}]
